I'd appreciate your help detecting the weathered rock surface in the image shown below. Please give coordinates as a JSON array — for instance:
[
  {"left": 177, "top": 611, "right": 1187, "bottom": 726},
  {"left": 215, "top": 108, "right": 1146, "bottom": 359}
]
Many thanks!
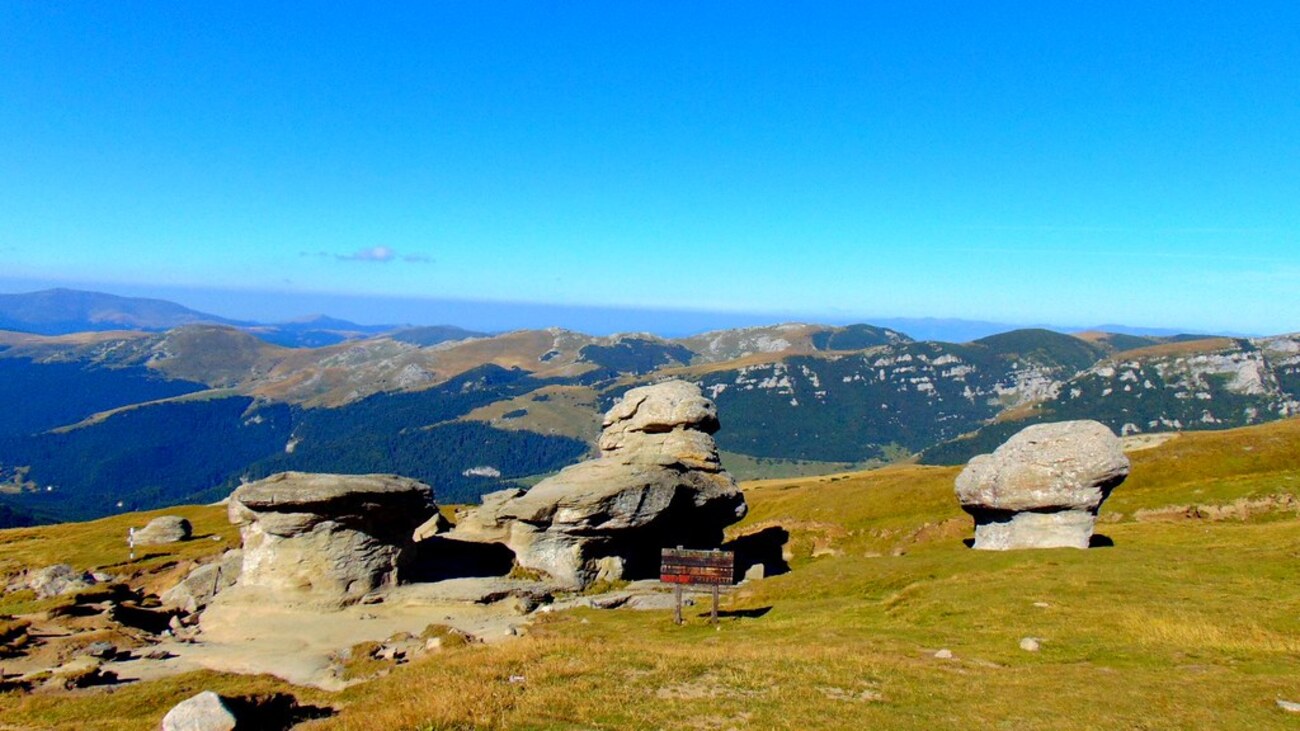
[
  {"left": 26, "top": 564, "right": 96, "bottom": 598},
  {"left": 227, "top": 472, "right": 436, "bottom": 606},
  {"left": 161, "top": 690, "right": 238, "bottom": 731},
  {"left": 956, "top": 420, "right": 1129, "bottom": 550},
  {"left": 449, "top": 380, "right": 747, "bottom": 587},
  {"left": 162, "top": 550, "right": 244, "bottom": 613},
  {"left": 135, "top": 515, "right": 192, "bottom": 545}
]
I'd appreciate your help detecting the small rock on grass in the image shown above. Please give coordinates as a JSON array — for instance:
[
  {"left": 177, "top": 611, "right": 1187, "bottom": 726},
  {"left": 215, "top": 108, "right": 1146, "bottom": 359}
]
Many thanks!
[
  {"left": 162, "top": 691, "right": 237, "bottom": 731},
  {"left": 1019, "top": 637, "right": 1042, "bottom": 652},
  {"left": 934, "top": 648, "right": 953, "bottom": 659},
  {"left": 1278, "top": 699, "right": 1300, "bottom": 713}
]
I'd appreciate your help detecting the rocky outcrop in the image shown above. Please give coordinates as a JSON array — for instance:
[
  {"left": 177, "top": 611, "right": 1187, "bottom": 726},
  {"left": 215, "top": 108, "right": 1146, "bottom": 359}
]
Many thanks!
[
  {"left": 449, "top": 380, "right": 747, "bottom": 587},
  {"left": 227, "top": 472, "right": 436, "bottom": 606},
  {"left": 24, "top": 564, "right": 97, "bottom": 598},
  {"left": 135, "top": 515, "right": 192, "bottom": 545},
  {"left": 956, "top": 420, "right": 1129, "bottom": 549},
  {"left": 161, "top": 550, "right": 243, "bottom": 613}
]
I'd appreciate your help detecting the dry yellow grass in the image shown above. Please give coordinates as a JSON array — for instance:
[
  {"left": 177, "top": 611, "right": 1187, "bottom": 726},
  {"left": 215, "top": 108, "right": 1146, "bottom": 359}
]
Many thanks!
[
  {"left": 4, "top": 420, "right": 1300, "bottom": 728},
  {"left": 1105, "top": 336, "right": 1237, "bottom": 360}
]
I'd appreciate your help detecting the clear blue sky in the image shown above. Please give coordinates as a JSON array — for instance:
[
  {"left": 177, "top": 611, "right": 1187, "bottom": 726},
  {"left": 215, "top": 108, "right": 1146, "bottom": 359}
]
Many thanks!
[{"left": 1, "top": 2, "right": 1297, "bottom": 334}]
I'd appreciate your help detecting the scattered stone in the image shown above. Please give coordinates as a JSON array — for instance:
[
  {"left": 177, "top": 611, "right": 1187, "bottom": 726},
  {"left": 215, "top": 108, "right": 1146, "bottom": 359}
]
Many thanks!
[
  {"left": 448, "top": 380, "right": 748, "bottom": 588},
  {"left": 1019, "top": 637, "right": 1042, "bottom": 652},
  {"left": 83, "top": 641, "right": 117, "bottom": 659},
  {"left": 45, "top": 657, "right": 117, "bottom": 690},
  {"left": 1278, "top": 699, "right": 1300, "bottom": 713},
  {"left": 622, "top": 593, "right": 673, "bottom": 611},
  {"left": 90, "top": 571, "right": 115, "bottom": 583},
  {"left": 161, "top": 691, "right": 238, "bottom": 731},
  {"left": 26, "top": 564, "right": 96, "bottom": 598},
  {"left": 135, "top": 515, "right": 192, "bottom": 545},
  {"left": 360, "top": 593, "right": 385, "bottom": 605},
  {"left": 593, "top": 555, "right": 625, "bottom": 583},
  {"left": 162, "top": 550, "right": 243, "bottom": 613},
  {"left": 227, "top": 472, "right": 437, "bottom": 606},
  {"left": 504, "top": 625, "right": 518, "bottom": 637},
  {"left": 956, "top": 421, "right": 1129, "bottom": 550},
  {"left": 375, "top": 645, "right": 404, "bottom": 661},
  {"left": 934, "top": 648, "right": 953, "bottom": 659},
  {"left": 1033, "top": 601, "right": 1051, "bottom": 608},
  {"left": 411, "top": 511, "right": 453, "bottom": 541},
  {"left": 743, "top": 563, "right": 766, "bottom": 582}
]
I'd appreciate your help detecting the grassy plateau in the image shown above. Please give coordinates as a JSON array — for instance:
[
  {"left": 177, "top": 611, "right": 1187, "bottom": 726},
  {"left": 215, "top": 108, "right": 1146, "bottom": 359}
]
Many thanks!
[{"left": 1, "top": 419, "right": 1299, "bottom": 729}]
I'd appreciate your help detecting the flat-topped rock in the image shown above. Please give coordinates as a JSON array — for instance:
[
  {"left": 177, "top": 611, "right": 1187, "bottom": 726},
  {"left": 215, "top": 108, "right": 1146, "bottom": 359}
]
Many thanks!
[
  {"left": 230, "top": 471, "right": 435, "bottom": 536},
  {"left": 956, "top": 420, "right": 1129, "bottom": 550},
  {"left": 227, "top": 472, "right": 437, "bottom": 606}
]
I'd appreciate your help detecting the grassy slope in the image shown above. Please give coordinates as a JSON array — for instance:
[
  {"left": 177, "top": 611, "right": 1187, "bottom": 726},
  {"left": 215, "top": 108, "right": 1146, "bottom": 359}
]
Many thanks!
[{"left": 2, "top": 420, "right": 1300, "bottom": 729}]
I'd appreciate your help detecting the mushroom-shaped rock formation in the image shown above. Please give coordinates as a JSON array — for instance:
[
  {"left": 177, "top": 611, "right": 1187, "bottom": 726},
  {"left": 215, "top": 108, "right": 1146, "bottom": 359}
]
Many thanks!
[
  {"left": 227, "top": 472, "right": 437, "bottom": 606},
  {"left": 955, "top": 420, "right": 1129, "bottom": 550},
  {"left": 448, "top": 380, "right": 747, "bottom": 588}
]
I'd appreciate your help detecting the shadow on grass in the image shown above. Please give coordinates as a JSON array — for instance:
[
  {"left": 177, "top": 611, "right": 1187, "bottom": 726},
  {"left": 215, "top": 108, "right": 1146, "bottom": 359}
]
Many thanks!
[
  {"left": 724, "top": 527, "right": 791, "bottom": 578},
  {"left": 713, "top": 606, "right": 773, "bottom": 619},
  {"left": 227, "top": 693, "right": 335, "bottom": 729}
]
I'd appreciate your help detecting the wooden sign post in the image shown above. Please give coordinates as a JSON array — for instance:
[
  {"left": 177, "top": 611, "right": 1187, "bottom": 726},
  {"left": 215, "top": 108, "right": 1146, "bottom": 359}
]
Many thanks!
[{"left": 660, "top": 546, "right": 735, "bottom": 625}]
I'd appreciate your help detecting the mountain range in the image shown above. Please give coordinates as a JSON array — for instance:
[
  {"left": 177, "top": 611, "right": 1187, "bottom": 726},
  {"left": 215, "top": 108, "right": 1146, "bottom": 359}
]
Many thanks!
[{"left": 0, "top": 288, "right": 1294, "bottom": 528}]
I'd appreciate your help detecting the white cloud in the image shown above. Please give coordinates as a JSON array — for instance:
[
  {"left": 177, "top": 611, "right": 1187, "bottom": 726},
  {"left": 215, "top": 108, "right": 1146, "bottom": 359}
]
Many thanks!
[{"left": 337, "top": 246, "right": 396, "bottom": 262}]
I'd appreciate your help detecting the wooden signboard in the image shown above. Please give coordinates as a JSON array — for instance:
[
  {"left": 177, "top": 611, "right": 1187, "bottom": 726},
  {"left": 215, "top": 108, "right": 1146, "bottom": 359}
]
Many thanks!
[{"left": 661, "top": 547, "right": 734, "bottom": 624}]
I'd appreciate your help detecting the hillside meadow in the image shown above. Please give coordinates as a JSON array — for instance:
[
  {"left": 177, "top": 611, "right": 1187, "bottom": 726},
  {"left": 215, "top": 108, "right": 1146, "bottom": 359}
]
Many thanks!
[{"left": 1, "top": 419, "right": 1299, "bottom": 729}]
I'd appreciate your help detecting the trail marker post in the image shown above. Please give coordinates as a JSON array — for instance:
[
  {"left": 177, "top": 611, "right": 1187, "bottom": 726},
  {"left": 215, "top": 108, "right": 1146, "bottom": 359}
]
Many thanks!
[{"left": 660, "top": 546, "right": 735, "bottom": 625}]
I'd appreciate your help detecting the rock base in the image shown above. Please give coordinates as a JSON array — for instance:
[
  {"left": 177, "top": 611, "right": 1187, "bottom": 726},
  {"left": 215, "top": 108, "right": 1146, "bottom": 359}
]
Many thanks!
[{"left": 970, "top": 509, "right": 1097, "bottom": 550}]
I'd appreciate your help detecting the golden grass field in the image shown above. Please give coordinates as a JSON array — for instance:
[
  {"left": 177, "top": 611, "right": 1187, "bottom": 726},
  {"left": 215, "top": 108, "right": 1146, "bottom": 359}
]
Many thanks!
[{"left": 2, "top": 419, "right": 1299, "bottom": 729}]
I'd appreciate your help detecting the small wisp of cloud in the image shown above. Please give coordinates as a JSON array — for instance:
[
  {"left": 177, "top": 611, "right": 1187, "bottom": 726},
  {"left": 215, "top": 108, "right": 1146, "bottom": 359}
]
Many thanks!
[
  {"left": 338, "top": 245, "right": 396, "bottom": 262},
  {"left": 298, "top": 246, "right": 432, "bottom": 264}
]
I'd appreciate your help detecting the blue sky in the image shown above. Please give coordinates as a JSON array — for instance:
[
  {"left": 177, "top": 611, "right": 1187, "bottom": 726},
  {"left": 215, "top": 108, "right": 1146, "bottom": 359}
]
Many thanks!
[{"left": 1, "top": 3, "right": 1297, "bottom": 334}]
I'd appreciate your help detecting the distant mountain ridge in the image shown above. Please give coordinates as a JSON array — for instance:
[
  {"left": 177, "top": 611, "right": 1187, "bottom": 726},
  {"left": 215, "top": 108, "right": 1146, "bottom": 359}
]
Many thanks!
[
  {"left": 0, "top": 288, "right": 488, "bottom": 349},
  {"left": 0, "top": 288, "right": 245, "bottom": 334},
  {"left": 0, "top": 287, "right": 1290, "bottom": 528}
]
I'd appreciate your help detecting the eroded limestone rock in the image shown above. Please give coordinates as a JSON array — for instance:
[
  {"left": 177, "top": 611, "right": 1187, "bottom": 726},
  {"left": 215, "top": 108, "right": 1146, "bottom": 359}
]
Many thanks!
[
  {"left": 956, "top": 420, "right": 1129, "bottom": 550},
  {"left": 227, "top": 472, "right": 436, "bottom": 606},
  {"left": 449, "top": 380, "right": 747, "bottom": 587}
]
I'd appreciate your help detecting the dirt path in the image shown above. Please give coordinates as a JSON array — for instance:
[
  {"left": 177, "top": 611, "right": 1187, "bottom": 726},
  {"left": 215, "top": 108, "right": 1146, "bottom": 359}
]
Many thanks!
[{"left": 113, "top": 584, "right": 534, "bottom": 690}]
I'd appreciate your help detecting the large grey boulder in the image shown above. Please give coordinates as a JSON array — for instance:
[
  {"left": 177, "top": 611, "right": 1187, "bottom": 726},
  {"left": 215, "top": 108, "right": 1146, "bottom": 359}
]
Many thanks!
[
  {"left": 161, "top": 550, "right": 244, "bottom": 613},
  {"left": 135, "top": 515, "right": 193, "bottom": 545},
  {"left": 161, "top": 691, "right": 237, "bottom": 731},
  {"left": 955, "top": 420, "right": 1129, "bottom": 550},
  {"left": 449, "top": 380, "right": 747, "bottom": 587},
  {"left": 227, "top": 472, "right": 436, "bottom": 606}
]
